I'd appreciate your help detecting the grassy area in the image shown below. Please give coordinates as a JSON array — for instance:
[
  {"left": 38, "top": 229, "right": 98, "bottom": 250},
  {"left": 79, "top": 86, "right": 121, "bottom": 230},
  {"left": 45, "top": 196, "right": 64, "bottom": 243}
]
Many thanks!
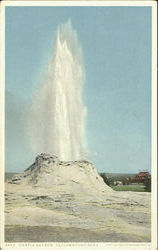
[{"left": 111, "top": 185, "right": 146, "bottom": 192}]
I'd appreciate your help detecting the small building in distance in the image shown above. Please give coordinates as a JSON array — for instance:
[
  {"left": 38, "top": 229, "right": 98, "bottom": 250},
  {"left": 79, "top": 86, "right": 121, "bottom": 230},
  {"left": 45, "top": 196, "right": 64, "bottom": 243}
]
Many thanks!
[
  {"left": 126, "top": 171, "right": 151, "bottom": 184},
  {"left": 114, "top": 180, "right": 123, "bottom": 186},
  {"left": 135, "top": 171, "right": 151, "bottom": 182}
]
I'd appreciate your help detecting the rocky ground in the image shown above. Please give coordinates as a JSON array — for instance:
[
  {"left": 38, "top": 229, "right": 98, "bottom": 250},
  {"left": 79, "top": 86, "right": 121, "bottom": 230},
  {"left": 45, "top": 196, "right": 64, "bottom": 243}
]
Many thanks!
[{"left": 5, "top": 153, "right": 151, "bottom": 242}]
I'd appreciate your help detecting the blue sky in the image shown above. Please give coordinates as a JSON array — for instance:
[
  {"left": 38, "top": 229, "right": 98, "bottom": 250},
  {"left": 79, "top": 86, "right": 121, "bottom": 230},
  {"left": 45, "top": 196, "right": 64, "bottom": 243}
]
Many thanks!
[{"left": 5, "top": 6, "right": 151, "bottom": 173}]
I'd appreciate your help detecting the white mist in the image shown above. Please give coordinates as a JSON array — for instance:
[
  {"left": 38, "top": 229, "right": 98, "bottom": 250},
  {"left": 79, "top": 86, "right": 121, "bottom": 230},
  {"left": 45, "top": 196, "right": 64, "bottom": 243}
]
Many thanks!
[{"left": 29, "top": 19, "right": 87, "bottom": 160}]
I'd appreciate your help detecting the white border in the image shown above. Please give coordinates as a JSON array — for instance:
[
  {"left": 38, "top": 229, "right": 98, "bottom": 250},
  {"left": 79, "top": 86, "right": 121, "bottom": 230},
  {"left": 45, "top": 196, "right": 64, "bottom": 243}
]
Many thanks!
[
  {"left": 0, "top": 1, "right": 5, "bottom": 249},
  {"left": 0, "top": 0, "right": 157, "bottom": 6},
  {"left": 0, "top": 1, "right": 157, "bottom": 250},
  {"left": 151, "top": 2, "right": 157, "bottom": 250}
]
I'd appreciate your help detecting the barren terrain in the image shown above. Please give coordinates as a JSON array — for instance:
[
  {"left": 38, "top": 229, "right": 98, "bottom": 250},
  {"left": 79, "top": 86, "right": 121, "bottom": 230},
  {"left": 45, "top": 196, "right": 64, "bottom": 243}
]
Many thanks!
[{"left": 5, "top": 154, "right": 151, "bottom": 242}]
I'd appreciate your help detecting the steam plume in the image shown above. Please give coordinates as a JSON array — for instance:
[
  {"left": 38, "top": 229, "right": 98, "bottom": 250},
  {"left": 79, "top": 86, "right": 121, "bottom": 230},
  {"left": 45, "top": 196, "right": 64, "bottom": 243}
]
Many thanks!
[{"left": 29, "top": 19, "right": 87, "bottom": 160}]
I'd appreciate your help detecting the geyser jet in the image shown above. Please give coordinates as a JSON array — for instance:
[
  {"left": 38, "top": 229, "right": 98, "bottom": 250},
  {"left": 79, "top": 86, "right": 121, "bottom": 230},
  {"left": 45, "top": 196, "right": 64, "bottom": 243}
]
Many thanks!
[{"left": 29, "top": 19, "right": 87, "bottom": 160}]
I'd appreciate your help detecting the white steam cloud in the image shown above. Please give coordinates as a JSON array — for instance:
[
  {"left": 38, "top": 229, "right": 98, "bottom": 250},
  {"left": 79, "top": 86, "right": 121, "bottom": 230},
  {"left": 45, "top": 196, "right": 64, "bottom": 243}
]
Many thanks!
[{"left": 29, "top": 19, "right": 87, "bottom": 160}]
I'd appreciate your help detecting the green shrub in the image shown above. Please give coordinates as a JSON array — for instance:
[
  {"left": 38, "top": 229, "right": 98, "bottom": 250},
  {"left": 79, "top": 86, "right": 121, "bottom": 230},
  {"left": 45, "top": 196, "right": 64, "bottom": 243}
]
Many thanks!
[
  {"left": 100, "top": 173, "right": 110, "bottom": 186},
  {"left": 144, "top": 176, "right": 151, "bottom": 192}
]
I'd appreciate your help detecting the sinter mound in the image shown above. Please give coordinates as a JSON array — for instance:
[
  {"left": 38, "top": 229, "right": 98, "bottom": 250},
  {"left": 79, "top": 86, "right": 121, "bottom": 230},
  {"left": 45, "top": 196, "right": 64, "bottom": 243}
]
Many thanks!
[
  {"left": 5, "top": 153, "right": 151, "bottom": 242},
  {"left": 8, "top": 153, "right": 112, "bottom": 193}
]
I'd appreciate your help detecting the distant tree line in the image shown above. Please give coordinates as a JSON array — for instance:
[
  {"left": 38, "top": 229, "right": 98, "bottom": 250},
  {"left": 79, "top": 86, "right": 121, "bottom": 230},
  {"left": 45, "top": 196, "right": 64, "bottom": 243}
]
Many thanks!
[{"left": 99, "top": 172, "right": 151, "bottom": 192}]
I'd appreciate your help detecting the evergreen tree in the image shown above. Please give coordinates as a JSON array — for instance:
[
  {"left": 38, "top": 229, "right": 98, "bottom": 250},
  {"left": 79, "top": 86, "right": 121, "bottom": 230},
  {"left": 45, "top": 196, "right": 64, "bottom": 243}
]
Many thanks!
[{"left": 144, "top": 176, "right": 151, "bottom": 192}]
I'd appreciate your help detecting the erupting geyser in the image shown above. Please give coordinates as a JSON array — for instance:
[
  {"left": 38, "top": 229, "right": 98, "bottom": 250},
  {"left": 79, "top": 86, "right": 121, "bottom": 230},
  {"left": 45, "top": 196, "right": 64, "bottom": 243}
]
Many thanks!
[{"left": 30, "top": 19, "right": 87, "bottom": 160}]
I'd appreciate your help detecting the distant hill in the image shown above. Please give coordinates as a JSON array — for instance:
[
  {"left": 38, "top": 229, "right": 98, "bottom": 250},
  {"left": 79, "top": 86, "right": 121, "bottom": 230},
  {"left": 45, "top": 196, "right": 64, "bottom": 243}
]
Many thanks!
[
  {"left": 5, "top": 171, "right": 136, "bottom": 182},
  {"left": 5, "top": 172, "right": 17, "bottom": 181},
  {"left": 105, "top": 173, "right": 136, "bottom": 178},
  {"left": 101, "top": 173, "right": 137, "bottom": 182}
]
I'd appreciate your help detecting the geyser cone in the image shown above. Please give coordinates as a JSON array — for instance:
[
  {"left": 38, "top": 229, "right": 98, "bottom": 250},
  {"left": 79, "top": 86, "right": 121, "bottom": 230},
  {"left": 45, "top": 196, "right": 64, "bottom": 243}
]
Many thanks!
[{"left": 30, "top": 19, "right": 87, "bottom": 160}]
